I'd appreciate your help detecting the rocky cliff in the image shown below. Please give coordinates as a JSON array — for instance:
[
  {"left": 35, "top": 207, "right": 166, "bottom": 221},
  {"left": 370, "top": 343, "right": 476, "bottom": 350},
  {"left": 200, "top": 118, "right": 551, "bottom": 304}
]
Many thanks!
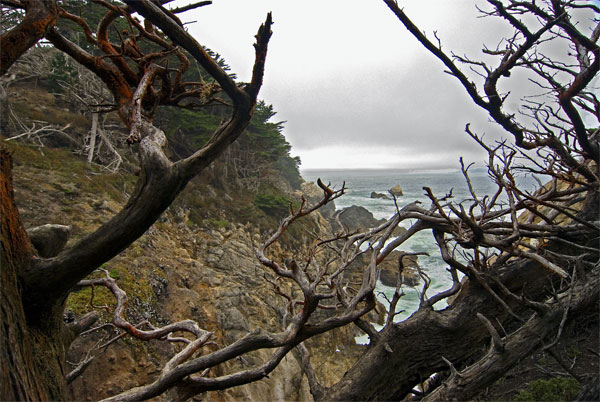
[
  {"left": 2, "top": 74, "right": 422, "bottom": 400},
  {"left": 7, "top": 140, "right": 399, "bottom": 400}
]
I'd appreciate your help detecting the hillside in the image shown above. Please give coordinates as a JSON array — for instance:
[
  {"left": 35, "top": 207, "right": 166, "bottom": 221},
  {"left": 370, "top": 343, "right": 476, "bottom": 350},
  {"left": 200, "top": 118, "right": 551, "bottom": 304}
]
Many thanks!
[{"left": 3, "top": 60, "right": 374, "bottom": 399}]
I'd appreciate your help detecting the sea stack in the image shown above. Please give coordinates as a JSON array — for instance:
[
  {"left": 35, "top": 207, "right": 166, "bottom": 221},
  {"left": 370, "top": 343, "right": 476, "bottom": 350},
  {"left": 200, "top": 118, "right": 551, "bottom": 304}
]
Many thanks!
[
  {"left": 370, "top": 191, "right": 390, "bottom": 200},
  {"left": 389, "top": 184, "right": 403, "bottom": 197}
]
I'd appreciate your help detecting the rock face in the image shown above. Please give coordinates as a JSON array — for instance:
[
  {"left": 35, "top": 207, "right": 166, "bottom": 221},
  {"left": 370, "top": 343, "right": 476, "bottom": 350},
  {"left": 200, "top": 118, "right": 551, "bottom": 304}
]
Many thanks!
[
  {"left": 377, "top": 252, "right": 420, "bottom": 287},
  {"left": 344, "top": 249, "right": 419, "bottom": 289},
  {"left": 389, "top": 184, "right": 403, "bottom": 197},
  {"left": 9, "top": 143, "right": 417, "bottom": 401},
  {"left": 299, "top": 181, "right": 336, "bottom": 219},
  {"left": 27, "top": 224, "right": 71, "bottom": 257},
  {"left": 332, "top": 205, "right": 385, "bottom": 233},
  {"left": 64, "top": 219, "right": 334, "bottom": 401},
  {"left": 370, "top": 191, "right": 390, "bottom": 200}
]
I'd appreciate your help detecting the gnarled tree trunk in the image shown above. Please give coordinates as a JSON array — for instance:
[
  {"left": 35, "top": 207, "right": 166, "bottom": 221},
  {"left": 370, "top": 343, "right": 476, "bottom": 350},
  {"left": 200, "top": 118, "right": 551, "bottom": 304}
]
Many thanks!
[
  {"left": 321, "top": 253, "right": 599, "bottom": 401},
  {"left": 319, "top": 257, "right": 547, "bottom": 401},
  {"left": 1, "top": 147, "right": 66, "bottom": 400},
  {"left": 0, "top": 0, "right": 58, "bottom": 76},
  {"left": 0, "top": 1, "right": 273, "bottom": 398}
]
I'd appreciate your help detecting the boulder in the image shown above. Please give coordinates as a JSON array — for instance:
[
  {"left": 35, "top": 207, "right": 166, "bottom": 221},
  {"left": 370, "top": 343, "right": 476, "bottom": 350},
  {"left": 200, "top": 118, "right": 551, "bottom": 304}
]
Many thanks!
[
  {"left": 378, "top": 251, "right": 420, "bottom": 287},
  {"left": 370, "top": 191, "right": 390, "bottom": 200},
  {"left": 344, "top": 249, "right": 419, "bottom": 288},
  {"left": 389, "top": 184, "right": 403, "bottom": 197},
  {"left": 331, "top": 205, "right": 407, "bottom": 236},
  {"left": 332, "top": 205, "right": 385, "bottom": 233},
  {"left": 27, "top": 224, "right": 71, "bottom": 258}
]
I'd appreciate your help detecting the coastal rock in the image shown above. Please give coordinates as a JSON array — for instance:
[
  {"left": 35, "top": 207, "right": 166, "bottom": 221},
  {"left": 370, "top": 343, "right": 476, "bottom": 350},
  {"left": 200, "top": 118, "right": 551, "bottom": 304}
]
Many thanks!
[
  {"left": 27, "top": 223, "right": 71, "bottom": 257},
  {"left": 299, "top": 181, "right": 336, "bottom": 219},
  {"left": 389, "top": 184, "right": 403, "bottom": 197},
  {"left": 378, "top": 251, "right": 420, "bottom": 287},
  {"left": 331, "top": 205, "right": 407, "bottom": 237},
  {"left": 370, "top": 191, "right": 390, "bottom": 200},
  {"left": 344, "top": 249, "right": 419, "bottom": 288},
  {"left": 332, "top": 205, "right": 384, "bottom": 233}
]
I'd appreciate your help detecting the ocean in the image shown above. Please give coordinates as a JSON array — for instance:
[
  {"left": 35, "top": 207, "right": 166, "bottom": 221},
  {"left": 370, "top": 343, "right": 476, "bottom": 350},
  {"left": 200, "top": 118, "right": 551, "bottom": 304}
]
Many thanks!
[{"left": 301, "top": 168, "right": 538, "bottom": 342}]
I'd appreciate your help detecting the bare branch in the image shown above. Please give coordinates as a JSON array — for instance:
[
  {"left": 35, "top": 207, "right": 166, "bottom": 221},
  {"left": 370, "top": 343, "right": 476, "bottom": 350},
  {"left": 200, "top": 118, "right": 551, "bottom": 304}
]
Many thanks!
[{"left": 169, "top": 1, "right": 211, "bottom": 14}]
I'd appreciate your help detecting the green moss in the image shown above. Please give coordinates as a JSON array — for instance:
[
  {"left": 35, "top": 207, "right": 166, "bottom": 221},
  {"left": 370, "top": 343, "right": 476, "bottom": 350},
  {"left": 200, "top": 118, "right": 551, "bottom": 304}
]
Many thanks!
[
  {"left": 9, "top": 95, "right": 89, "bottom": 131},
  {"left": 566, "top": 346, "right": 580, "bottom": 360},
  {"left": 235, "top": 205, "right": 260, "bottom": 222},
  {"left": 111, "top": 262, "right": 156, "bottom": 305},
  {"left": 514, "top": 377, "right": 580, "bottom": 402},
  {"left": 67, "top": 285, "right": 115, "bottom": 321},
  {"left": 5, "top": 141, "right": 134, "bottom": 205},
  {"left": 81, "top": 175, "right": 134, "bottom": 204},
  {"left": 127, "top": 243, "right": 145, "bottom": 259},
  {"left": 205, "top": 217, "right": 230, "bottom": 229}
]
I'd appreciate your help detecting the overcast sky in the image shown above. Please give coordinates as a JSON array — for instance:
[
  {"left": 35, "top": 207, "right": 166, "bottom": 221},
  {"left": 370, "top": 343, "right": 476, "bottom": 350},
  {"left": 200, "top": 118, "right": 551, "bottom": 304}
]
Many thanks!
[{"left": 179, "top": 1, "right": 599, "bottom": 171}]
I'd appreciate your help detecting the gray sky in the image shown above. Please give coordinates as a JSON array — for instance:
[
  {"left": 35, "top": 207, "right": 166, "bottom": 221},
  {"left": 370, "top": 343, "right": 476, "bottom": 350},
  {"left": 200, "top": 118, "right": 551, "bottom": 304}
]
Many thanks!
[{"left": 180, "top": 1, "right": 598, "bottom": 171}]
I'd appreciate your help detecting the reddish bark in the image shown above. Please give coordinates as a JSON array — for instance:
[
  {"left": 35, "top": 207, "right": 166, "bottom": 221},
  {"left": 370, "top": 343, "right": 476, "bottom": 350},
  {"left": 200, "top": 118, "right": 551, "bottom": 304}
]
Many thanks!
[
  {"left": 0, "top": 147, "right": 51, "bottom": 400},
  {"left": 0, "top": 0, "right": 59, "bottom": 76}
]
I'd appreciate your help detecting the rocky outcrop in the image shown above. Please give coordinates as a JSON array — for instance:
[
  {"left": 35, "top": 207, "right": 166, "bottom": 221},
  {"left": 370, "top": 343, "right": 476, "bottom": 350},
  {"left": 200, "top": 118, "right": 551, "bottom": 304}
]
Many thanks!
[
  {"left": 9, "top": 141, "right": 415, "bottom": 402},
  {"left": 344, "top": 249, "right": 419, "bottom": 289},
  {"left": 389, "top": 184, "right": 403, "bottom": 197},
  {"left": 298, "top": 181, "right": 336, "bottom": 218},
  {"left": 64, "top": 217, "right": 327, "bottom": 401},
  {"left": 8, "top": 145, "right": 323, "bottom": 401},
  {"left": 332, "top": 205, "right": 385, "bottom": 233},
  {"left": 377, "top": 251, "right": 420, "bottom": 287},
  {"left": 331, "top": 205, "right": 406, "bottom": 238},
  {"left": 370, "top": 191, "right": 390, "bottom": 200}
]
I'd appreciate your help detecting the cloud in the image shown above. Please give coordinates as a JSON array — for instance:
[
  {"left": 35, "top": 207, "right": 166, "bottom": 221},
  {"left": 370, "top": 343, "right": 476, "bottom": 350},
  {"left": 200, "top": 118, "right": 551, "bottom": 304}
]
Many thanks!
[
  {"left": 296, "top": 142, "right": 491, "bottom": 171},
  {"left": 182, "top": 1, "right": 595, "bottom": 170}
]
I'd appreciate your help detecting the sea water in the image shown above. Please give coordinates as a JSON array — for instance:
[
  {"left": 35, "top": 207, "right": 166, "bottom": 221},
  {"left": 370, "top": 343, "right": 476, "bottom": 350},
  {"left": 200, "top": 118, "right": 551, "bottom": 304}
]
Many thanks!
[{"left": 301, "top": 167, "right": 538, "bottom": 343}]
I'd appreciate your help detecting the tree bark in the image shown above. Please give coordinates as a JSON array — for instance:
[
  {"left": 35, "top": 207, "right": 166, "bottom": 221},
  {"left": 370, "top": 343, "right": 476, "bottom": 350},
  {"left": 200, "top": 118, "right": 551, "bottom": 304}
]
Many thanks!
[
  {"left": 0, "top": 0, "right": 59, "bottom": 76},
  {"left": 422, "top": 265, "right": 599, "bottom": 401},
  {"left": 320, "top": 256, "right": 568, "bottom": 401},
  {"left": 1, "top": 146, "right": 67, "bottom": 400}
]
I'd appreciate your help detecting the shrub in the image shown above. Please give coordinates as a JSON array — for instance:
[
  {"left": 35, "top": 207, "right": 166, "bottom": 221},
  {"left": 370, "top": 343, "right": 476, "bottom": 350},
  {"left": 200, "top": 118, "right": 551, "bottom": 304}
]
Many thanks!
[
  {"left": 514, "top": 377, "right": 580, "bottom": 402},
  {"left": 253, "top": 193, "right": 289, "bottom": 218}
]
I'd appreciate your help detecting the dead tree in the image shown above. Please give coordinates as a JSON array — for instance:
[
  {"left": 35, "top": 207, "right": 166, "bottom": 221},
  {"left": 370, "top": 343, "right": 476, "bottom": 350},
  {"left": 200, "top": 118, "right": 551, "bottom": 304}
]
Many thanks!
[
  {"left": 317, "top": 1, "right": 599, "bottom": 400},
  {"left": 0, "top": 0, "right": 58, "bottom": 76},
  {"left": 0, "top": 0, "right": 275, "bottom": 399},
  {"left": 0, "top": 1, "right": 410, "bottom": 400},
  {"left": 2, "top": 44, "right": 125, "bottom": 170}
]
